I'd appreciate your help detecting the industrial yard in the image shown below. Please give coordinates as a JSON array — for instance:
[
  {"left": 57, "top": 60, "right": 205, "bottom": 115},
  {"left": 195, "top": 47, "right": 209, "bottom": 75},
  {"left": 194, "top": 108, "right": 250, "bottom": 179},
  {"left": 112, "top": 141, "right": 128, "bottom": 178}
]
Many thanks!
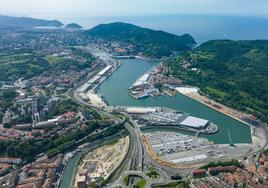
[
  {"left": 70, "top": 48, "right": 268, "bottom": 188},
  {"left": 128, "top": 63, "right": 181, "bottom": 99},
  {"left": 74, "top": 137, "right": 129, "bottom": 187},
  {"left": 75, "top": 53, "right": 122, "bottom": 108},
  {"left": 144, "top": 132, "right": 255, "bottom": 168},
  {"left": 116, "top": 106, "right": 218, "bottom": 134}
]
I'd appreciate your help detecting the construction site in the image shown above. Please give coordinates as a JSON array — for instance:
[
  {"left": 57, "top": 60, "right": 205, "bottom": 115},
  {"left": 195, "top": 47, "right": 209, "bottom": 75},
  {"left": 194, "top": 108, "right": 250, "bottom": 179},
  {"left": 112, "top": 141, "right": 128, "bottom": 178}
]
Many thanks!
[{"left": 73, "top": 137, "right": 129, "bottom": 187}]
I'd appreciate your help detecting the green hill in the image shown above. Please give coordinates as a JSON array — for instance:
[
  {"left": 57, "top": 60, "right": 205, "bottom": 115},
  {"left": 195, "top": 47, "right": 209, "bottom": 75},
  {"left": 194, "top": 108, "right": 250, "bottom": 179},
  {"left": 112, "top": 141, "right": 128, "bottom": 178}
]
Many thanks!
[
  {"left": 167, "top": 40, "right": 268, "bottom": 122},
  {"left": 65, "top": 23, "right": 82, "bottom": 30},
  {"left": 87, "top": 22, "right": 196, "bottom": 58},
  {"left": 0, "top": 47, "right": 95, "bottom": 81},
  {"left": 0, "top": 15, "right": 63, "bottom": 29}
]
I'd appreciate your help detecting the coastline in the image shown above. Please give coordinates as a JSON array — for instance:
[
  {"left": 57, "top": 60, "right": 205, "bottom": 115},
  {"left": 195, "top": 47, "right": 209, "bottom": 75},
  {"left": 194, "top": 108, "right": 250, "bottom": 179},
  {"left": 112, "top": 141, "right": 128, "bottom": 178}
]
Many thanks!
[
  {"left": 103, "top": 49, "right": 158, "bottom": 62},
  {"left": 175, "top": 86, "right": 252, "bottom": 127},
  {"left": 174, "top": 86, "right": 268, "bottom": 156}
]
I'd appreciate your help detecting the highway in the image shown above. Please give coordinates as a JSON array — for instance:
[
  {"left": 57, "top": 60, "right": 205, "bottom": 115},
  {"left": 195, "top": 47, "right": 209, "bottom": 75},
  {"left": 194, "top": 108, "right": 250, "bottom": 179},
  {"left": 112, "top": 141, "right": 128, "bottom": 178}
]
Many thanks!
[
  {"left": 71, "top": 72, "right": 177, "bottom": 187},
  {"left": 65, "top": 47, "right": 268, "bottom": 188},
  {"left": 68, "top": 49, "right": 181, "bottom": 187}
]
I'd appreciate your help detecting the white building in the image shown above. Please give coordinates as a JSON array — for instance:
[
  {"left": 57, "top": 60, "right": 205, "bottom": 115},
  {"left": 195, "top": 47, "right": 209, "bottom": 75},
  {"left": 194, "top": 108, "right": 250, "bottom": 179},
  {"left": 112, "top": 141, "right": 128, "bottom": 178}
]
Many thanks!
[{"left": 180, "top": 116, "right": 209, "bottom": 129}]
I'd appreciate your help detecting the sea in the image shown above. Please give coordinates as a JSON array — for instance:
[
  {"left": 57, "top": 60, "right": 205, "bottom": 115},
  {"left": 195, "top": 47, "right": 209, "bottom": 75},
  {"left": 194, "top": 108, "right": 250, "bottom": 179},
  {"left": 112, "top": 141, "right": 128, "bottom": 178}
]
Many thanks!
[{"left": 58, "top": 14, "right": 268, "bottom": 44}]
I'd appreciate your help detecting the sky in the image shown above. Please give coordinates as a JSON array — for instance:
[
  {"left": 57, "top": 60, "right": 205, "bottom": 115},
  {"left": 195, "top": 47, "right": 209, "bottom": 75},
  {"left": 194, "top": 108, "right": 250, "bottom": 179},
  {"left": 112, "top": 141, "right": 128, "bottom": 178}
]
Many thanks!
[{"left": 0, "top": 0, "right": 268, "bottom": 19}]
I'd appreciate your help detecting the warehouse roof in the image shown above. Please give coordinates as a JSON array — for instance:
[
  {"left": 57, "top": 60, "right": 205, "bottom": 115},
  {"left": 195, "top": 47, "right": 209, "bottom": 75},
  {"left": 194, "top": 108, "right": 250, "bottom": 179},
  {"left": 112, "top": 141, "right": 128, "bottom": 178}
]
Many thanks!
[
  {"left": 180, "top": 116, "right": 209, "bottom": 128},
  {"left": 126, "top": 107, "right": 156, "bottom": 114}
]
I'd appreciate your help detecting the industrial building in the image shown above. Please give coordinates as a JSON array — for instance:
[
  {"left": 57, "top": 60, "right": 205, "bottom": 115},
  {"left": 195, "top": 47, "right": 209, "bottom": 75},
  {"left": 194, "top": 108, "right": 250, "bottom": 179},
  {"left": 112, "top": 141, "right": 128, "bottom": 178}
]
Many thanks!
[
  {"left": 131, "top": 73, "right": 150, "bottom": 88},
  {"left": 180, "top": 116, "right": 209, "bottom": 129},
  {"left": 118, "top": 106, "right": 157, "bottom": 114},
  {"left": 140, "top": 111, "right": 209, "bottom": 130}
]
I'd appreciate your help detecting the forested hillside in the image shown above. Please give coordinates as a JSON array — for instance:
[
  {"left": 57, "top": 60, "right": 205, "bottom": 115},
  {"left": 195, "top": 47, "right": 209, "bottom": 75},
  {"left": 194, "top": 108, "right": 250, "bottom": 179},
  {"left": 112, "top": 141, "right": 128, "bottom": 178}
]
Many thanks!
[
  {"left": 87, "top": 22, "right": 196, "bottom": 58},
  {"left": 167, "top": 40, "right": 268, "bottom": 122},
  {"left": 0, "top": 47, "right": 95, "bottom": 81},
  {"left": 0, "top": 15, "right": 63, "bottom": 29}
]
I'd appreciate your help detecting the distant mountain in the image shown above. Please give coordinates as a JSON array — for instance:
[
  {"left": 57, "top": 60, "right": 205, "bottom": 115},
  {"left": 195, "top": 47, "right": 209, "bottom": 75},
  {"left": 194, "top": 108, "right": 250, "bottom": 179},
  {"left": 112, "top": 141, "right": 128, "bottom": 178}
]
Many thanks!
[
  {"left": 0, "top": 15, "right": 63, "bottom": 29},
  {"left": 87, "top": 22, "right": 196, "bottom": 58},
  {"left": 65, "top": 23, "right": 82, "bottom": 30}
]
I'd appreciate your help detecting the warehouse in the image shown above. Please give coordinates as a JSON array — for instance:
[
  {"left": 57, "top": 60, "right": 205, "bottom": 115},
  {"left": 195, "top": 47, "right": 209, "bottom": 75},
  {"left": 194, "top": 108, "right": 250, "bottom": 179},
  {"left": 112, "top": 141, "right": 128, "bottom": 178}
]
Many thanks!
[
  {"left": 125, "top": 107, "right": 157, "bottom": 114},
  {"left": 179, "top": 116, "right": 209, "bottom": 129},
  {"left": 132, "top": 73, "right": 150, "bottom": 88}
]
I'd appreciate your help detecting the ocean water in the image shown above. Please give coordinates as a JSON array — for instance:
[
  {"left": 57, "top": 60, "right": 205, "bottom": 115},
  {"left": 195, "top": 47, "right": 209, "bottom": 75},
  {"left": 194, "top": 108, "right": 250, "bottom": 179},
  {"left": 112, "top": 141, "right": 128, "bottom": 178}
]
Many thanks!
[{"left": 59, "top": 14, "right": 268, "bottom": 44}]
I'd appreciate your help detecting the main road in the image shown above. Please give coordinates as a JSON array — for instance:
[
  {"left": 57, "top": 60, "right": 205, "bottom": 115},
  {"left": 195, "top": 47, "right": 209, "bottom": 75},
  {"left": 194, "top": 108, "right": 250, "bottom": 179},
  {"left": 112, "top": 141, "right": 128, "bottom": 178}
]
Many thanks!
[{"left": 68, "top": 49, "right": 182, "bottom": 187}]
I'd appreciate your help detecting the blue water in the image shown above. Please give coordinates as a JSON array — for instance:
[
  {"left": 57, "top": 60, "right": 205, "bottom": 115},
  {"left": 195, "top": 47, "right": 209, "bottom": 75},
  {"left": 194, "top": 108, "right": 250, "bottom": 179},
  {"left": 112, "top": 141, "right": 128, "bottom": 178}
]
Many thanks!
[
  {"left": 60, "top": 14, "right": 268, "bottom": 43},
  {"left": 99, "top": 59, "right": 252, "bottom": 144}
]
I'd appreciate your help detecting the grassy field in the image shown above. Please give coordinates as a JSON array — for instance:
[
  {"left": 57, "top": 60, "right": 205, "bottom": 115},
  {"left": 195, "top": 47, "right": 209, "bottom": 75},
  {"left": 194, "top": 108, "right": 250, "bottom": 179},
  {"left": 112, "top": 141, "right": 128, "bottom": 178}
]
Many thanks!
[
  {"left": 136, "top": 178, "right": 147, "bottom": 188},
  {"left": 153, "top": 182, "right": 189, "bottom": 188}
]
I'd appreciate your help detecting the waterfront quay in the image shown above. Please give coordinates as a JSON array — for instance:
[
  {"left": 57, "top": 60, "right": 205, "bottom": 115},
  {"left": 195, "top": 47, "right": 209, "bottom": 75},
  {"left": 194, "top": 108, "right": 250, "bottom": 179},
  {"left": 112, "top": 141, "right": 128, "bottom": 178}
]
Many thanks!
[
  {"left": 144, "top": 131, "right": 253, "bottom": 168},
  {"left": 74, "top": 48, "right": 122, "bottom": 109},
  {"left": 115, "top": 106, "right": 218, "bottom": 134},
  {"left": 128, "top": 62, "right": 181, "bottom": 99},
  {"left": 59, "top": 49, "right": 268, "bottom": 188}
]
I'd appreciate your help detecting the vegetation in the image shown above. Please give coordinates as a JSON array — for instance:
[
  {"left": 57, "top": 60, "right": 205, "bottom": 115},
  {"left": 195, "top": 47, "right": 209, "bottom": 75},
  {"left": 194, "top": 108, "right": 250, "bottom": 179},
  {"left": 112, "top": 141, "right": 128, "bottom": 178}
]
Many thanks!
[
  {"left": 65, "top": 23, "right": 82, "bottom": 29},
  {"left": 262, "top": 148, "right": 268, "bottom": 156},
  {"left": 200, "top": 159, "right": 242, "bottom": 170},
  {"left": 123, "top": 175, "right": 130, "bottom": 186},
  {"left": 0, "top": 47, "right": 95, "bottom": 81},
  {"left": 0, "top": 15, "right": 63, "bottom": 29},
  {"left": 87, "top": 22, "right": 196, "bottom": 58},
  {"left": 146, "top": 169, "right": 160, "bottom": 179},
  {"left": 0, "top": 89, "right": 17, "bottom": 109},
  {"left": 153, "top": 181, "right": 189, "bottom": 188},
  {"left": 170, "top": 174, "right": 182, "bottom": 180},
  {"left": 167, "top": 40, "right": 268, "bottom": 123},
  {"left": 105, "top": 139, "right": 119, "bottom": 146},
  {"left": 0, "top": 89, "right": 17, "bottom": 122},
  {"left": 50, "top": 98, "right": 81, "bottom": 116},
  {"left": 135, "top": 178, "right": 147, "bottom": 188},
  {"left": 47, "top": 98, "right": 101, "bottom": 120},
  {"left": 0, "top": 120, "right": 123, "bottom": 161}
]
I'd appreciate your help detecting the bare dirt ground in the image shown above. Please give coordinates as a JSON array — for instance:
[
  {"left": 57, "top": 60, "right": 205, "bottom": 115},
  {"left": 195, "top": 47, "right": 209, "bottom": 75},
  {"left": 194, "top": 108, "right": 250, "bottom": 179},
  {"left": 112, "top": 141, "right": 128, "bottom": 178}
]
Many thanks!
[
  {"left": 86, "top": 91, "right": 107, "bottom": 108},
  {"left": 73, "top": 137, "right": 129, "bottom": 186}
]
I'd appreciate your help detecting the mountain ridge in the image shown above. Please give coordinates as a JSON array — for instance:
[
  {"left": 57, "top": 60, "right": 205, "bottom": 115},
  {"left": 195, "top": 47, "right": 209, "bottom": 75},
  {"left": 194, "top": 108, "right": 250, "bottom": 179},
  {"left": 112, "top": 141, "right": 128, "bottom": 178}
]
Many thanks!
[
  {"left": 65, "top": 23, "right": 82, "bottom": 30},
  {"left": 0, "top": 15, "right": 63, "bottom": 29},
  {"left": 87, "top": 22, "right": 196, "bottom": 58}
]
